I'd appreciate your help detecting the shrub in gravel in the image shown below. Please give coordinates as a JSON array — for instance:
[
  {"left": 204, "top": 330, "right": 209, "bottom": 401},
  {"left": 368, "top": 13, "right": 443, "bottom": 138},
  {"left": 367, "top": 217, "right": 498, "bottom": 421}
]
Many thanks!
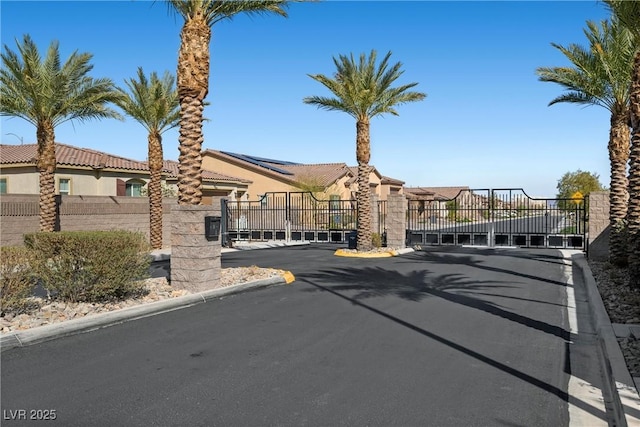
[
  {"left": 24, "top": 231, "right": 151, "bottom": 303},
  {"left": 0, "top": 246, "right": 38, "bottom": 315}
]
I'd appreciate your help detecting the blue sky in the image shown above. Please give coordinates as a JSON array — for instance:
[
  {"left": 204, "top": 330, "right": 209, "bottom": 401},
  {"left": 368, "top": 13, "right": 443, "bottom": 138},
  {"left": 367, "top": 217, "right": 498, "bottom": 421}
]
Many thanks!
[{"left": 1, "top": 0, "right": 614, "bottom": 197}]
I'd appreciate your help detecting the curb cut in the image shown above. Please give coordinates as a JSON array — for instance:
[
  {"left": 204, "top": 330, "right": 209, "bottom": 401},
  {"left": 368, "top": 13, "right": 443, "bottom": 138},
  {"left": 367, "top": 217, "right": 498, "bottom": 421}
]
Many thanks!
[
  {"left": 0, "top": 273, "right": 294, "bottom": 352},
  {"left": 572, "top": 253, "right": 640, "bottom": 426},
  {"left": 334, "top": 248, "right": 415, "bottom": 258}
]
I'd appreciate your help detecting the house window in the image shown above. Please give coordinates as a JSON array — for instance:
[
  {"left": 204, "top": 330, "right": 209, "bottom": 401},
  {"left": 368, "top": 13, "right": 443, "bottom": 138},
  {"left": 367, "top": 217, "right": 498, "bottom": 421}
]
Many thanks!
[
  {"left": 126, "top": 181, "right": 143, "bottom": 197},
  {"left": 0, "top": 178, "right": 6, "bottom": 194},
  {"left": 58, "top": 178, "right": 71, "bottom": 195}
]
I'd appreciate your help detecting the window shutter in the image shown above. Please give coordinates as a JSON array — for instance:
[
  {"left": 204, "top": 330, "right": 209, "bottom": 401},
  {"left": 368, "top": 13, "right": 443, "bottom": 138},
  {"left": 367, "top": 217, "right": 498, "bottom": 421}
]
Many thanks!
[{"left": 116, "top": 179, "right": 126, "bottom": 196}]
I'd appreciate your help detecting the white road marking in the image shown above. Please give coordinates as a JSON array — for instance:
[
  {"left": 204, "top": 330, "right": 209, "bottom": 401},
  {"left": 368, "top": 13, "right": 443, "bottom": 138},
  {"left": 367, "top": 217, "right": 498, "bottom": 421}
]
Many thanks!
[{"left": 560, "top": 250, "right": 608, "bottom": 426}]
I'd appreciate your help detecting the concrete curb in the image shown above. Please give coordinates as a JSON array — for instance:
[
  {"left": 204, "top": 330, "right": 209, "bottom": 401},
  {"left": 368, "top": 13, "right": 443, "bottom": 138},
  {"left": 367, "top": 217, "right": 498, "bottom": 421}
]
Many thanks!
[
  {"left": 0, "top": 274, "right": 293, "bottom": 352},
  {"left": 572, "top": 253, "right": 640, "bottom": 426},
  {"left": 334, "top": 248, "right": 415, "bottom": 258}
]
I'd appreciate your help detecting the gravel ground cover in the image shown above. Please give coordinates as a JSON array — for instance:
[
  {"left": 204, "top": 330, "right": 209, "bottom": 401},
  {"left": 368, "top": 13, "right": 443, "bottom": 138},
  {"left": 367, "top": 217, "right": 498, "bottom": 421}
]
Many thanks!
[
  {"left": 0, "top": 266, "right": 283, "bottom": 333},
  {"left": 588, "top": 261, "right": 640, "bottom": 376}
]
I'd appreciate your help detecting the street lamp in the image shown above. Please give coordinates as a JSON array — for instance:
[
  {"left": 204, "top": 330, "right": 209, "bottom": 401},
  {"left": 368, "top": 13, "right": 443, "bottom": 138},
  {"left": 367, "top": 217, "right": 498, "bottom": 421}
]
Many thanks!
[{"left": 5, "top": 133, "right": 24, "bottom": 144}]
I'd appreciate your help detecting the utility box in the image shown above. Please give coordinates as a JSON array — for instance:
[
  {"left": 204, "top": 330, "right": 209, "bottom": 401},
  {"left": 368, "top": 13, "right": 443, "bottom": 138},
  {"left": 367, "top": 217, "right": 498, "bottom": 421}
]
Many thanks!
[
  {"left": 205, "top": 216, "right": 221, "bottom": 241},
  {"left": 347, "top": 230, "right": 357, "bottom": 249}
]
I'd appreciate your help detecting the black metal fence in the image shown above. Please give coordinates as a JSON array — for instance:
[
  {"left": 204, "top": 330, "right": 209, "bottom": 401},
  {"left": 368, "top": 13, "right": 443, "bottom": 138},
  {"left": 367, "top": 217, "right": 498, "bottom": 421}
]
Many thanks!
[
  {"left": 406, "top": 188, "right": 587, "bottom": 249},
  {"left": 222, "top": 192, "right": 359, "bottom": 244}
]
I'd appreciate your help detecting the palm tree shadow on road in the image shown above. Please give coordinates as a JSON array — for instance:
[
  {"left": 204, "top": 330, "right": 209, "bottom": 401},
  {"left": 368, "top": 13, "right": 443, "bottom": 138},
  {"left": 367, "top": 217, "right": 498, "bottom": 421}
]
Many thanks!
[{"left": 298, "top": 265, "right": 605, "bottom": 422}]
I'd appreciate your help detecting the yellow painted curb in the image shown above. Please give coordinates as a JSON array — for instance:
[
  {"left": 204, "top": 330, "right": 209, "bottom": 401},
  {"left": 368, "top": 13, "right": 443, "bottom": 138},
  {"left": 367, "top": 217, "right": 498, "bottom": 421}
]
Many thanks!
[
  {"left": 280, "top": 271, "right": 296, "bottom": 284},
  {"left": 334, "top": 249, "right": 394, "bottom": 258}
]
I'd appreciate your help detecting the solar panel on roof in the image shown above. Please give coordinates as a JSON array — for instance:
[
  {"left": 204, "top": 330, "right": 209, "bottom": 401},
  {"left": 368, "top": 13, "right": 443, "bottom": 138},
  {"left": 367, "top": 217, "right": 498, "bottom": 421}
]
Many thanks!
[
  {"left": 221, "top": 151, "right": 294, "bottom": 175},
  {"left": 245, "top": 154, "right": 300, "bottom": 166}
]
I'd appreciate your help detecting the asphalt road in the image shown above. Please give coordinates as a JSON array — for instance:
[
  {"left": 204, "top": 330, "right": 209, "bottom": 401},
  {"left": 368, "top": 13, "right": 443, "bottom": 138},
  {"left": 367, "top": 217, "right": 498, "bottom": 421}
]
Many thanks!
[{"left": 1, "top": 245, "right": 607, "bottom": 426}]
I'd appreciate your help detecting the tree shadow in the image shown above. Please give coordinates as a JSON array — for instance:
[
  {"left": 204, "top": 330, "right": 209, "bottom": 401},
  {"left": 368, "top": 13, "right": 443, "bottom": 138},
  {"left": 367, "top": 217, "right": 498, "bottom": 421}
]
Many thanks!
[
  {"left": 299, "top": 276, "right": 607, "bottom": 422},
  {"left": 402, "top": 248, "right": 571, "bottom": 288},
  {"left": 303, "top": 265, "right": 570, "bottom": 341}
]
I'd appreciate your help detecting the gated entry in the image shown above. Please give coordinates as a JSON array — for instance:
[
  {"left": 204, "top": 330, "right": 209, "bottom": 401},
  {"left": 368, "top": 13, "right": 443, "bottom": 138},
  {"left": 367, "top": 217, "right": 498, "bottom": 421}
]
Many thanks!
[
  {"left": 222, "top": 192, "right": 358, "bottom": 245},
  {"left": 406, "top": 188, "right": 587, "bottom": 250},
  {"left": 222, "top": 189, "right": 587, "bottom": 250}
]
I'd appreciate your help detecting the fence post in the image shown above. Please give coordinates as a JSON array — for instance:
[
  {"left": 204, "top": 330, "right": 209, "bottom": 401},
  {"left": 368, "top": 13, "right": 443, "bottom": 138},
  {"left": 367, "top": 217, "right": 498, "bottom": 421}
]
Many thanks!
[
  {"left": 386, "top": 194, "right": 407, "bottom": 248},
  {"left": 170, "top": 204, "right": 221, "bottom": 292}
]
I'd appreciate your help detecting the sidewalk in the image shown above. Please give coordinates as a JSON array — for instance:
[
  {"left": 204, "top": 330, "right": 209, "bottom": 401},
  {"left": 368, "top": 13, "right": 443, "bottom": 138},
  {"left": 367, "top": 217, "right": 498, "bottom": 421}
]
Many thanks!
[{"left": 573, "top": 253, "right": 640, "bottom": 426}]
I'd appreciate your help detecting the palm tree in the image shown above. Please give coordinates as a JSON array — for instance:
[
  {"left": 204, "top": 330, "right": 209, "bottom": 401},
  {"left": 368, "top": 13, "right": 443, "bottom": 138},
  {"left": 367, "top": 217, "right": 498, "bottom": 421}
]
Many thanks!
[
  {"left": 0, "top": 35, "right": 121, "bottom": 232},
  {"left": 304, "top": 50, "right": 426, "bottom": 251},
  {"left": 536, "top": 18, "right": 634, "bottom": 267},
  {"left": 605, "top": 0, "right": 640, "bottom": 285},
  {"left": 116, "top": 68, "right": 180, "bottom": 249},
  {"left": 167, "top": 0, "right": 289, "bottom": 205}
]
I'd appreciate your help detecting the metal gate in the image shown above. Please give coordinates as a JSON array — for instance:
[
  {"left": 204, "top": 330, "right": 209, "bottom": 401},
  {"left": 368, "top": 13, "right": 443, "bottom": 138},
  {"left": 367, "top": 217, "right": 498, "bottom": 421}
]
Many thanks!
[
  {"left": 406, "top": 188, "right": 587, "bottom": 250},
  {"left": 222, "top": 192, "right": 358, "bottom": 245}
]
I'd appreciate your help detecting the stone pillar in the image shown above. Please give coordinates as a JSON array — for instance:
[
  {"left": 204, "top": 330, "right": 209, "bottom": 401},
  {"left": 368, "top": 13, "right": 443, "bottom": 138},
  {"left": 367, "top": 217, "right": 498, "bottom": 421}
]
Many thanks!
[
  {"left": 386, "top": 194, "right": 407, "bottom": 248},
  {"left": 588, "top": 191, "right": 610, "bottom": 261},
  {"left": 371, "top": 195, "right": 380, "bottom": 237},
  {"left": 171, "top": 204, "right": 221, "bottom": 292}
]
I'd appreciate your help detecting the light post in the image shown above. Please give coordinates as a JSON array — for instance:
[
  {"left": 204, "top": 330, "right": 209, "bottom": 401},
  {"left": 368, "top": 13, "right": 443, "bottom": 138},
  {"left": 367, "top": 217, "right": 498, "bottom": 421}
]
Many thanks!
[{"left": 5, "top": 133, "right": 24, "bottom": 144}]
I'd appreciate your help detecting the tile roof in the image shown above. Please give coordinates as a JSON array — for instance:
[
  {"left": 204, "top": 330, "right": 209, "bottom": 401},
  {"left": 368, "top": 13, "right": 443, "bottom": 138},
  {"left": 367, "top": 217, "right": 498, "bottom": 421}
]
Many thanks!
[
  {"left": 0, "top": 143, "right": 250, "bottom": 184},
  {"left": 1, "top": 143, "right": 149, "bottom": 171},
  {"left": 276, "top": 163, "right": 353, "bottom": 188},
  {"left": 381, "top": 175, "right": 405, "bottom": 186},
  {"left": 162, "top": 160, "right": 251, "bottom": 183},
  {"left": 206, "top": 150, "right": 353, "bottom": 187},
  {"left": 405, "top": 186, "right": 470, "bottom": 200}
]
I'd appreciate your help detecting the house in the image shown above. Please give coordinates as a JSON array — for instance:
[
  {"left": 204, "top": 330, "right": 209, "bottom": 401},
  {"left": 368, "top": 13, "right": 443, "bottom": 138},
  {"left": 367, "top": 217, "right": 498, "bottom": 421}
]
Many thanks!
[
  {"left": 201, "top": 150, "right": 404, "bottom": 201},
  {"left": 404, "top": 186, "right": 480, "bottom": 221},
  {"left": 0, "top": 143, "right": 251, "bottom": 204}
]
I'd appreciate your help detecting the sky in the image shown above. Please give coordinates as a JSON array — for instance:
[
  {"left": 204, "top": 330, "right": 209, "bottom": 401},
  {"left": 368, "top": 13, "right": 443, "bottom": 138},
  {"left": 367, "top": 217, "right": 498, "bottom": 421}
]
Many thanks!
[{"left": 0, "top": 0, "right": 615, "bottom": 198}]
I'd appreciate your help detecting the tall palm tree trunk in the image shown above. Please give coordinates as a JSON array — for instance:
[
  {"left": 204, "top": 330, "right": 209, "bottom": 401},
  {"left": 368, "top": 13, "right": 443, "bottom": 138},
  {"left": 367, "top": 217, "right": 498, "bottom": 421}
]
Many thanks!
[
  {"left": 36, "top": 122, "right": 56, "bottom": 232},
  {"left": 609, "top": 109, "right": 630, "bottom": 266},
  {"left": 176, "top": 13, "right": 210, "bottom": 206},
  {"left": 148, "top": 131, "right": 164, "bottom": 249},
  {"left": 356, "top": 119, "right": 372, "bottom": 251},
  {"left": 628, "top": 50, "right": 640, "bottom": 285}
]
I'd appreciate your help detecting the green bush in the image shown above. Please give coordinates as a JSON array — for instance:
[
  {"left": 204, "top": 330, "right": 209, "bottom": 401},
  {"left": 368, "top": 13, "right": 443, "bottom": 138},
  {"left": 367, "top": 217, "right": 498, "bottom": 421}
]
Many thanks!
[
  {"left": 371, "top": 233, "right": 382, "bottom": 248},
  {"left": 1, "top": 246, "right": 37, "bottom": 315},
  {"left": 24, "top": 231, "right": 151, "bottom": 303}
]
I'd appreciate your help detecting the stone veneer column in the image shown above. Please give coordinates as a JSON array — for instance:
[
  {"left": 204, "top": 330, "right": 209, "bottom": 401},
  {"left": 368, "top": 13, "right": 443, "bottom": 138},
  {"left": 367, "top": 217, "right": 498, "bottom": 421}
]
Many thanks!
[
  {"left": 371, "top": 194, "right": 380, "bottom": 237},
  {"left": 171, "top": 205, "right": 221, "bottom": 292},
  {"left": 386, "top": 194, "right": 407, "bottom": 248},
  {"left": 587, "top": 191, "right": 610, "bottom": 261}
]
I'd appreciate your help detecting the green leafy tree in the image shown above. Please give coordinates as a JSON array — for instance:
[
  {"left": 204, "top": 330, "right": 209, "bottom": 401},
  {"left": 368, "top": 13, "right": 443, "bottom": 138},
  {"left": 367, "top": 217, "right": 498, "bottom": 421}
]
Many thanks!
[
  {"left": 605, "top": 0, "right": 640, "bottom": 284},
  {"left": 556, "top": 170, "right": 606, "bottom": 210},
  {"left": 0, "top": 35, "right": 121, "bottom": 231},
  {"left": 116, "top": 68, "right": 180, "bottom": 249},
  {"left": 304, "top": 50, "right": 426, "bottom": 250},
  {"left": 167, "top": 0, "right": 289, "bottom": 205},
  {"left": 537, "top": 18, "right": 634, "bottom": 266}
]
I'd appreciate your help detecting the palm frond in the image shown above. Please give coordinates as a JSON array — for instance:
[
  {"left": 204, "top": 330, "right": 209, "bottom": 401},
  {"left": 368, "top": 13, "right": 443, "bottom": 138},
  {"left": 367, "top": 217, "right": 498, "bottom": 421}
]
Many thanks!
[
  {"left": 0, "top": 35, "right": 122, "bottom": 128},
  {"left": 167, "top": 0, "right": 288, "bottom": 26},
  {"left": 304, "top": 49, "right": 426, "bottom": 121}
]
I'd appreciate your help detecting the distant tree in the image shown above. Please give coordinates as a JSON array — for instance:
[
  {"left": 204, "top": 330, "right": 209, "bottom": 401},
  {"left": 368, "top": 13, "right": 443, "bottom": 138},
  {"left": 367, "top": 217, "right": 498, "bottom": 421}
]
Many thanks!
[
  {"left": 167, "top": 0, "right": 289, "bottom": 206},
  {"left": 556, "top": 170, "right": 606, "bottom": 210},
  {"left": 115, "top": 68, "right": 180, "bottom": 249},
  {"left": 605, "top": 0, "right": 640, "bottom": 285},
  {"left": 0, "top": 35, "right": 121, "bottom": 232},
  {"left": 304, "top": 50, "right": 426, "bottom": 250}
]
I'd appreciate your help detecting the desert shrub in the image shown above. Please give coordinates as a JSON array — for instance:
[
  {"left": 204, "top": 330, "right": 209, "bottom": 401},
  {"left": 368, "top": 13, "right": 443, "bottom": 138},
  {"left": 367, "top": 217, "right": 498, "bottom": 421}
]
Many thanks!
[
  {"left": 1, "top": 246, "right": 38, "bottom": 315},
  {"left": 24, "top": 231, "right": 151, "bottom": 303},
  {"left": 371, "top": 233, "right": 382, "bottom": 248}
]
